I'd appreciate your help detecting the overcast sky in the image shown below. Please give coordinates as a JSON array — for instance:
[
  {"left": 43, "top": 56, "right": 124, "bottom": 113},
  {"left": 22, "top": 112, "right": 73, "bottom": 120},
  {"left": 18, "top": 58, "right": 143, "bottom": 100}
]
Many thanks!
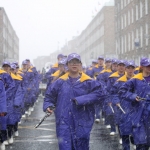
[{"left": 0, "top": 0, "right": 110, "bottom": 63}]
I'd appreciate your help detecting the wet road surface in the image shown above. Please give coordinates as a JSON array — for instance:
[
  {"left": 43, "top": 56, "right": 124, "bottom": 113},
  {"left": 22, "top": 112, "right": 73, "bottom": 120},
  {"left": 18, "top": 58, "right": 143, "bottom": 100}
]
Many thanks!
[{"left": 5, "top": 96, "right": 135, "bottom": 150}]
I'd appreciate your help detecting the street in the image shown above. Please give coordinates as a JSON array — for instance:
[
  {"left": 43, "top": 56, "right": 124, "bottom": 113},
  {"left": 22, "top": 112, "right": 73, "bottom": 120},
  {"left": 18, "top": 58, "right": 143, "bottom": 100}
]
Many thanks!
[{"left": 5, "top": 96, "right": 134, "bottom": 150}]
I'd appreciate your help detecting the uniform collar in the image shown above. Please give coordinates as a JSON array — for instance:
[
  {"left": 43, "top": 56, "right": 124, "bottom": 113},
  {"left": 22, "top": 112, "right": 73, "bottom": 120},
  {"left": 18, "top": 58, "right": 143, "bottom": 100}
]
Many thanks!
[
  {"left": 11, "top": 73, "right": 22, "bottom": 81},
  {"left": 17, "top": 70, "right": 23, "bottom": 74},
  {"left": 51, "top": 70, "right": 60, "bottom": 77},
  {"left": 132, "top": 73, "right": 144, "bottom": 80},
  {"left": 0, "top": 69, "right": 6, "bottom": 74},
  {"left": 30, "top": 66, "right": 34, "bottom": 69},
  {"left": 52, "top": 63, "right": 58, "bottom": 68},
  {"left": 95, "top": 64, "right": 104, "bottom": 69},
  {"left": 135, "top": 67, "right": 140, "bottom": 71},
  {"left": 28, "top": 68, "right": 33, "bottom": 72},
  {"left": 109, "top": 71, "right": 120, "bottom": 78},
  {"left": 100, "top": 69, "right": 112, "bottom": 74},
  {"left": 117, "top": 75, "right": 127, "bottom": 82},
  {"left": 60, "top": 72, "right": 91, "bottom": 82},
  {"left": 88, "top": 67, "right": 92, "bottom": 70}
]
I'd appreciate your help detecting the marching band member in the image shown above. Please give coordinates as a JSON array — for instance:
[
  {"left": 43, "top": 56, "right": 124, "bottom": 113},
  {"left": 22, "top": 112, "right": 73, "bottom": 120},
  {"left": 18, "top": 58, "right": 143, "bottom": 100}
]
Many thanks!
[
  {"left": 111, "top": 61, "right": 136, "bottom": 149},
  {"left": 43, "top": 53, "right": 106, "bottom": 150},
  {"left": 0, "top": 78, "right": 7, "bottom": 150},
  {"left": 119, "top": 57, "right": 150, "bottom": 150},
  {"left": 106, "top": 60, "right": 126, "bottom": 135},
  {"left": 96, "top": 58, "right": 112, "bottom": 123},
  {"left": 0, "top": 62, "right": 15, "bottom": 145}
]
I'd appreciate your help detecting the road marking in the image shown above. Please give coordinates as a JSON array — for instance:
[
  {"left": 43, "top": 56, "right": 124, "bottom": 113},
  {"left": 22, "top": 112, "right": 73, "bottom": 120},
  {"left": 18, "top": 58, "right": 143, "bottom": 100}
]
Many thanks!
[{"left": 18, "top": 126, "right": 55, "bottom": 131}]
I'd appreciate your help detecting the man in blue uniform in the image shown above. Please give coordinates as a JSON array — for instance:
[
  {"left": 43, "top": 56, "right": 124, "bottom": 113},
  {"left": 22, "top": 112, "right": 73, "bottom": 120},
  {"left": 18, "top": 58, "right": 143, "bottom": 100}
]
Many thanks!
[
  {"left": 86, "top": 60, "right": 98, "bottom": 76},
  {"left": 43, "top": 53, "right": 106, "bottom": 150},
  {"left": 89, "top": 56, "right": 104, "bottom": 78},
  {"left": 119, "top": 58, "right": 150, "bottom": 150},
  {"left": 45, "top": 54, "right": 64, "bottom": 80},
  {"left": 0, "top": 62, "right": 15, "bottom": 145},
  {"left": 106, "top": 60, "right": 126, "bottom": 135},
  {"left": 0, "top": 78, "right": 7, "bottom": 150},
  {"left": 111, "top": 61, "right": 136, "bottom": 148}
]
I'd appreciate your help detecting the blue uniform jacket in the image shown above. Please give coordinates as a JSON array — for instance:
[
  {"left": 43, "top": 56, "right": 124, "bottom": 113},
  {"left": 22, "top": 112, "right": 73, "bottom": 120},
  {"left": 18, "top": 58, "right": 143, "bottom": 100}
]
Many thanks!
[
  {"left": 0, "top": 79, "right": 7, "bottom": 130},
  {"left": 89, "top": 64, "right": 104, "bottom": 78},
  {"left": 10, "top": 73, "right": 23, "bottom": 124},
  {"left": 85, "top": 67, "right": 93, "bottom": 77},
  {"left": 111, "top": 75, "right": 135, "bottom": 135},
  {"left": 97, "top": 69, "right": 112, "bottom": 87},
  {"left": 118, "top": 73, "right": 150, "bottom": 145},
  {"left": 0, "top": 70, "right": 15, "bottom": 95},
  {"left": 43, "top": 72, "right": 106, "bottom": 150},
  {"left": 24, "top": 69, "right": 35, "bottom": 104},
  {"left": 45, "top": 63, "right": 58, "bottom": 80},
  {"left": 105, "top": 72, "right": 124, "bottom": 115},
  {"left": 0, "top": 70, "right": 15, "bottom": 129},
  {"left": 0, "top": 79, "right": 7, "bottom": 113}
]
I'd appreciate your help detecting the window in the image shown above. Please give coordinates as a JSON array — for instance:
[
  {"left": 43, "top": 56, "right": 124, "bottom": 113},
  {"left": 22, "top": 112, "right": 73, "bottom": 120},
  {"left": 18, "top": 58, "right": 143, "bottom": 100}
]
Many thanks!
[
  {"left": 128, "top": 11, "right": 130, "bottom": 25},
  {"left": 116, "top": 40, "right": 118, "bottom": 54},
  {"left": 121, "top": 36, "right": 124, "bottom": 53},
  {"left": 140, "top": 26, "right": 143, "bottom": 47},
  {"left": 128, "top": 33, "right": 130, "bottom": 51},
  {"left": 121, "top": 0, "right": 123, "bottom": 10},
  {"left": 121, "top": 16, "right": 123, "bottom": 29},
  {"left": 124, "top": 35, "right": 126, "bottom": 52},
  {"left": 135, "top": 29, "right": 140, "bottom": 48},
  {"left": 117, "top": 38, "right": 120, "bottom": 54},
  {"left": 132, "top": 8, "right": 134, "bottom": 23},
  {"left": 136, "top": 28, "right": 139, "bottom": 38},
  {"left": 136, "top": 5, "right": 138, "bottom": 20},
  {"left": 124, "top": 14, "right": 126, "bottom": 27},
  {"left": 140, "top": 1, "right": 143, "bottom": 18},
  {"left": 118, "top": 18, "right": 120, "bottom": 30},
  {"left": 117, "top": 3, "right": 120, "bottom": 12},
  {"left": 145, "top": 23, "right": 149, "bottom": 46},
  {"left": 3, "top": 27, "right": 6, "bottom": 39},
  {"left": 145, "top": 0, "right": 148, "bottom": 14},
  {"left": 132, "top": 31, "right": 134, "bottom": 50},
  {"left": 124, "top": 0, "right": 126, "bottom": 7}
]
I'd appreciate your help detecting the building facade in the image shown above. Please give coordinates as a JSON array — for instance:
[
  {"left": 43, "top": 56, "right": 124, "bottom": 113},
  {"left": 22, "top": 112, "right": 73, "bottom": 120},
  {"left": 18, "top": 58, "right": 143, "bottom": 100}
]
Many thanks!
[
  {"left": 77, "top": 2, "right": 116, "bottom": 65},
  {"left": 0, "top": 7, "right": 19, "bottom": 65},
  {"left": 42, "top": 0, "right": 116, "bottom": 67},
  {"left": 115, "top": 0, "right": 150, "bottom": 65},
  {"left": 46, "top": 1, "right": 116, "bottom": 67}
]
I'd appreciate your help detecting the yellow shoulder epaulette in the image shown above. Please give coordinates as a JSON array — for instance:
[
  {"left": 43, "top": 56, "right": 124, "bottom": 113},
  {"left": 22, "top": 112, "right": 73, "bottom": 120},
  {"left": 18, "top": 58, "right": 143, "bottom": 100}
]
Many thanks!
[
  {"left": 117, "top": 75, "right": 127, "bottom": 82},
  {"left": 135, "top": 67, "right": 140, "bottom": 71},
  {"left": 0, "top": 69, "right": 6, "bottom": 74},
  {"left": 132, "top": 73, "right": 143, "bottom": 80},
  {"left": 51, "top": 70, "right": 60, "bottom": 77},
  {"left": 28, "top": 69, "right": 33, "bottom": 72},
  {"left": 109, "top": 71, "right": 120, "bottom": 78},
  {"left": 100, "top": 69, "right": 112, "bottom": 74},
  {"left": 11, "top": 73, "right": 22, "bottom": 81},
  {"left": 52, "top": 63, "right": 58, "bottom": 68},
  {"left": 60, "top": 72, "right": 91, "bottom": 82}
]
